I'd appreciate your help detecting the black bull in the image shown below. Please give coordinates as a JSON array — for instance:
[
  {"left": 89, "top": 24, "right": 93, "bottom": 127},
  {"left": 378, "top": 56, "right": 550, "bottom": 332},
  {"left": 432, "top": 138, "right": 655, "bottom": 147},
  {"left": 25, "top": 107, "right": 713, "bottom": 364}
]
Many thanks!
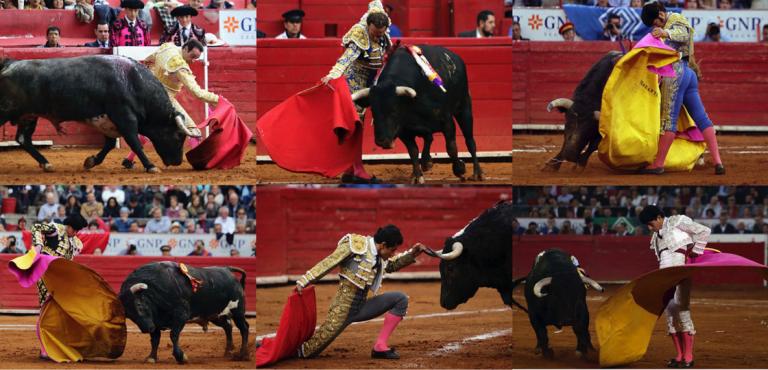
[
  {"left": 352, "top": 44, "right": 483, "bottom": 184},
  {"left": 543, "top": 51, "right": 623, "bottom": 171},
  {"left": 511, "top": 249, "right": 604, "bottom": 358},
  {"left": 435, "top": 201, "right": 513, "bottom": 310},
  {"left": 0, "top": 55, "right": 192, "bottom": 173},
  {"left": 119, "top": 262, "right": 250, "bottom": 364}
]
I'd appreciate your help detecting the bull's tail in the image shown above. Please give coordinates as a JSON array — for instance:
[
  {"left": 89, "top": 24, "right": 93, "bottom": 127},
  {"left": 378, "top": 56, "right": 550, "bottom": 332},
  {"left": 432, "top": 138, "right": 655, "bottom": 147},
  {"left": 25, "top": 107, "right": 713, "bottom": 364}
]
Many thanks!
[
  {"left": 509, "top": 277, "right": 529, "bottom": 313},
  {"left": 227, "top": 267, "right": 247, "bottom": 289}
]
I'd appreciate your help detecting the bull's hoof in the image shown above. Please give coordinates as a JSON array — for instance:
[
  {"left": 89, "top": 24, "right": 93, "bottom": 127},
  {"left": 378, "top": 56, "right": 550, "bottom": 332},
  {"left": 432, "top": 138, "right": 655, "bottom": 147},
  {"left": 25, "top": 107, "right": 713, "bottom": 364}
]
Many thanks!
[
  {"left": 40, "top": 163, "right": 54, "bottom": 172},
  {"left": 535, "top": 347, "right": 554, "bottom": 358},
  {"left": 452, "top": 160, "right": 466, "bottom": 178},
  {"left": 471, "top": 171, "right": 484, "bottom": 181},
  {"left": 411, "top": 176, "right": 425, "bottom": 185},
  {"left": 175, "top": 353, "right": 188, "bottom": 364},
  {"left": 121, "top": 159, "right": 135, "bottom": 169},
  {"left": 541, "top": 160, "right": 562, "bottom": 172},
  {"left": 146, "top": 166, "right": 161, "bottom": 174},
  {"left": 144, "top": 357, "right": 156, "bottom": 364},
  {"left": 83, "top": 156, "right": 97, "bottom": 170},
  {"left": 572, "top": 164, "right": 587, "bottom": 173},
  {"left": 420, "top": 160, "right": 433, "bottom": 172},
  {"left": 232, "top": 351, "right": 250, "bottom": 361}
]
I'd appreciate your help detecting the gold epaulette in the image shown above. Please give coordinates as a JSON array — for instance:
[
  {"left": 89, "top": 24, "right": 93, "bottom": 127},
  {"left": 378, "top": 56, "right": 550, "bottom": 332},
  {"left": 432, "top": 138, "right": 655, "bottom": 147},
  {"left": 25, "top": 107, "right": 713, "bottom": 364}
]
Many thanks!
[
  {"left": 341, "top": 24, "right": 369, "bottom": 50},
  {"left": 346, "top": 234, "right": 368, "bottom": 255}
]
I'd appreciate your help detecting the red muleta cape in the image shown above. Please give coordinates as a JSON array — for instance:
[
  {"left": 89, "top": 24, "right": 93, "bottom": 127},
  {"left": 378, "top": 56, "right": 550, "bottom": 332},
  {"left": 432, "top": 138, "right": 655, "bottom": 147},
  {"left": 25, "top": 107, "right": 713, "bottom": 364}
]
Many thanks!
[
  {"left": 255, "top": 77, "right": 363, "bottom": 177},
  {"left": 255, "top": 286, "right": 317, "bottom": 367},
  {"left": 186, "top": 97, "right": 253, "bottom": 170}
]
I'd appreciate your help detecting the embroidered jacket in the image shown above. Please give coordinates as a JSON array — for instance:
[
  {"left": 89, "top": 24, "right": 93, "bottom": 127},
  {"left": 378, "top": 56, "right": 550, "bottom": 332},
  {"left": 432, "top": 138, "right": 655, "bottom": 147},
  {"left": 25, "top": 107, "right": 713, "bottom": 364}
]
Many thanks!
[
  {"left": 297, "top": 233, "right": 417, "bottom": 292},
  {"left": 650, "top": 215, "right": 710, "bottom": 260},
  {"left": 110, "top": 17, "right": 151, "bottom": 46},
  {"left": 145, "top": 42, "right": 219, "bottom": 104},
  {"left": 327, "top": 0, "right": 391, "bottom": 79},
  {"left": 31, "top": 222, "right": 83, "bottom": 260}
]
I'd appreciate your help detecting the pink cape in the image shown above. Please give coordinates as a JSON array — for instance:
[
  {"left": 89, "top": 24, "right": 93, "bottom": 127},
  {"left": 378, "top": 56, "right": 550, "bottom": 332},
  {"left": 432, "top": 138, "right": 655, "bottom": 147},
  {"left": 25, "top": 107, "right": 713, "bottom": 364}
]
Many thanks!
[
  {"left": 186, "top": 97, "right": 253, "bottom": 170},
  {"left": 255, "top": 77, "right": 363, "bottom": 178},
  {"left": 633, "top": 33, "right": 677, "bottom": 78},
  {"left": 256, "top": 286, "right": 317, "bottom": 367}
]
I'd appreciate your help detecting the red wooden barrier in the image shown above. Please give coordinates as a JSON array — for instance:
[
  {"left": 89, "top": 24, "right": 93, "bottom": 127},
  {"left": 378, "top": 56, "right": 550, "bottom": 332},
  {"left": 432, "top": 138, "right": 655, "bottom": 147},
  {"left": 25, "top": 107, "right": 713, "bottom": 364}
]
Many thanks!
[
  {"left": 255, "top": 186, "right": 512, "bottom": 279},
  {"left": 255, "top": 38, "right": 512, "bottom": 156},
  {"left": 513, "top": 41, "right": 768, "bottom": 128},
  {"left": 513, "top": 235, "right": 767, "bottom": 285},
  {"left": 0, "top": 46, "right": 256, "bottom": 145},
  {"left": 0, "top": 255, "right": 257, "bottom": 311}
]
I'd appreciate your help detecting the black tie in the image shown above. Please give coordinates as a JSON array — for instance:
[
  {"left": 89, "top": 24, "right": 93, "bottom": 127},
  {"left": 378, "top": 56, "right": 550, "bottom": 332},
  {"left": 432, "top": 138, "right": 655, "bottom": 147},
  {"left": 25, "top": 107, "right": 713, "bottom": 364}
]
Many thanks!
[{"left": 182, "top": 28, "right": 188, "bottom": 43}]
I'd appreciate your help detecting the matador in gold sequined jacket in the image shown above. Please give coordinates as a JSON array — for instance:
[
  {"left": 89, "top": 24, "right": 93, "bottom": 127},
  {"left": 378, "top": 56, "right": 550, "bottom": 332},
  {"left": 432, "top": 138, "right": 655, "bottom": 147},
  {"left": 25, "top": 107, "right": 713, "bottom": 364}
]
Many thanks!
[
  {"left": 146, "top": 42, "right": 219, "bottom": 137},
  {"left": 31, "top": 215, "right": 87, "bottom": 307},
  {"left": 638, "top": 2, "right": 724, "bottom": 176},
  {"left": 324, "top": 1, "right": 391, "bottom": 119},
  {"left": 296, "top": 229, "right": 425, "bottom": 360}
]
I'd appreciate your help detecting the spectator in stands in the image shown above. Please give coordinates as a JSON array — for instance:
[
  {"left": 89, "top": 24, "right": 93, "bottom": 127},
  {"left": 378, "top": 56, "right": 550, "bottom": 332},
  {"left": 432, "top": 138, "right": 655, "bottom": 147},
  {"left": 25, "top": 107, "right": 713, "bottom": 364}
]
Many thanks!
[
  {"left": 169, "top": 221, "right": 182, "bottom": 234},
  {"left": 539, "top": 216, "right": 560, "bottom": 235},
  {"left": 165, "top": 194, "right": 183, "bottom": 218},
  {"left": 702, "top": 23, "right": 725, "bottom": 42},
  {"left": 27, "top": 0, "right": 45, "bottom": 9},
  {"left": 80, "top": 192, "right": 104, "bottom": 219},
  {"left": 595, "top": 0, "right": 610, "bottom": 7},
  {"left": 122, "top": 239, "right": 139, "bottom": 255},
  {"left": 276, "top": 9, "right": 306, "bottom": 39},
  {"left": 188, "top": 240, "right": 210, "bottom": 256},
  {"left": 762, "top": 25, "right": 768, "bottom": 43},
  {"left": 1, "top": 0, "right": 18, "bottom": 9},
  {"left": 459, "top": 10, "right": 495, "bottom": 38},
  {"left": 128, "top": 221, "right": 140, "bottom": 232},
  {"left": 186, "top": 195, "right": 204, "bottom": 217},
  {"left": 101, "top": 186, "right": 124, "bottom": 205},
  {"left": 631, "top": 0, "right": 643, "bottom": 7},
  {"left": 718, "top": 0, "right": 732, "bottom": 7},
  {"left": 246, "top": 0, "right": 254, "bottom": 8},
  {"left": 104, "top": 197, "right": 121, "bottom": 218},
  {"left": 40, "top": 26, "right": 63, "bottom": 48},
  {"left": 185, "top": 219, "right": 199, "bottom": 234},
  {"left": 214, "top": 206, "right": 235, "bottom": 235},
  {"left": 230, "top": 248, "right": 240, "bottom": 257},
  {"left": 64, "top": 195, "right": 81, "bottom": 217},
  {"left": 383, "top": 4, "right": 402, "bottom": 37},
  {"left": 224, "top": 192, "right": 239, "bottom": 216},
  {"left": 512, "top": 218, "right": 525, "bottom": 235},
  {"left": 144, "top": 207, "right": 171, "bottom": 233},
  {"left": 560, "top": 220, "right": 575, "bottom": 235},
  {"left": 84, "top": 23, "right": 111, "bottom": 48},
  {"left": 558, "top": 22, "right": 579, "bottom": 41},
  {"left": 752, "top": 214, "right": 765, "bottom": 233},
  {"left": 37, "top": 192, "right": 59, "bottom": 221},
  {"left": 525, "top": 222, "right": 539, "bottom": 235},
  {"left": 702, "top": 195, "right": 722, "bottom": 217},
  {"left": 188, "top": 0, "right": 203, "bottom": 9},
  {"left": 511, "top": 21, "right": 528, "bottom": 40},
  {"left": 150, "top": 0, "right": 181, "bottom": 36},
  {"left": 614, "top": 222, "right": 632, "bottom": 236},
  {"left": 712, "top": 211, "right": 736, "bottom": 233},
  {"left": 113, "top": 207, "right": 133, "bottom": 232},
  {"left": 735, "top": 221, "right": 748, "bottom": 234},
  {"left": 601, "top": 14, "right": 623, "bottom": 42},
  {"left": 53, "top": 205, "right": 67, "bottom": 223},
  {"left": 160, "top": 244, "right": 172, "bottom": 256},
  {"left": 160, "top": 5, "right": 205, "bottom": 45},
  {"left": 0, "top": 236, "right": 22, "bottom": 254},
  {"left": 206, "top": 0, "right": 232, "bottom": 9},
  {"left": 46, "top": 0, "right": 64, "bottom": 9},
  {"left": 110, "top": 0, "right": 151, "bottom": 47}
]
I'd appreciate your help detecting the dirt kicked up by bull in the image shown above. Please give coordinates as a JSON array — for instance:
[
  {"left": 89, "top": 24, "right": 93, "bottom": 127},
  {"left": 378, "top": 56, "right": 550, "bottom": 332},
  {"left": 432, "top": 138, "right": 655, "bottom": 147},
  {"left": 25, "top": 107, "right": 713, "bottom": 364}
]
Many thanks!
[
  {"left": 119, "top": 262, "right": 250, "bottom": 364},
  {"left": 0, "top": 55, "right": 196, "bottom": 173},
  {"left": 351, "top": 44, "right": 483, "bottom": 184},
  {"left": 543, "top": 51, "right": 622, "bottom": 172}
]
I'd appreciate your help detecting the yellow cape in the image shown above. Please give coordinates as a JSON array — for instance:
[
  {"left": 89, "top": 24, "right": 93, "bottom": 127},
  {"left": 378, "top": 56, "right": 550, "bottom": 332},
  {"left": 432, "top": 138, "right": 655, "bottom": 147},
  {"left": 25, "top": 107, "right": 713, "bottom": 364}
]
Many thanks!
[{"left": 598, "top": 46, "right": 705, "bottom": 171}]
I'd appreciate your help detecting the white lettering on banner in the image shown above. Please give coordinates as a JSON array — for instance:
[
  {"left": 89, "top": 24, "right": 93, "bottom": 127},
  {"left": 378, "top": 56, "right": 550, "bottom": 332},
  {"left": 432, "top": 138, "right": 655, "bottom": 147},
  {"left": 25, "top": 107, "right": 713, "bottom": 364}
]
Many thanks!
[
  {"left": 683, "top": 10, "right": 768, "bottom": 42},
  {"left": 105, "top": 233, "right": 255, "bottom": 257},
  {"left": 512, "top": 9, "right": 570, "bottom": 41},
  {"left": 220, "top": 10, "right": 257, "bottom": 46}
]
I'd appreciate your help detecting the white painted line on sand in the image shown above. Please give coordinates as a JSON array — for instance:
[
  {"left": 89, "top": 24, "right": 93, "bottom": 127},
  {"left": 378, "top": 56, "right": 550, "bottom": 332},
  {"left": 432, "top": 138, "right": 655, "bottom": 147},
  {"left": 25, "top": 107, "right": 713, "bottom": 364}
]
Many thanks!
[{"left": 429, "top": 328, "right": 513, "bottom": 356}]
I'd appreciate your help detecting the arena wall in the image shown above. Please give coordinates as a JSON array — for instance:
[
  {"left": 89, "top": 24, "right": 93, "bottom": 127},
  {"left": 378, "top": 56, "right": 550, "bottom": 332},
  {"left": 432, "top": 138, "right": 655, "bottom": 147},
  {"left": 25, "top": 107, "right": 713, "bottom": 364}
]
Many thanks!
[
  {"left": 513, "top": 41, "right": 768, "bottom": 130},
  {"left": 255, "top": 186, "right": 512, "bottom": 282},
  {"left": 0, "top": 46, "right": 256, "bottom": 145},
  {"left": 513, "top": 234, "right": 768, "bottom": 286},
  {"left": 256, "top": 38, "right": 512, "bottom": 156},
  {"left": 0, "top": 255, "right": 258, "bottom": 313}
]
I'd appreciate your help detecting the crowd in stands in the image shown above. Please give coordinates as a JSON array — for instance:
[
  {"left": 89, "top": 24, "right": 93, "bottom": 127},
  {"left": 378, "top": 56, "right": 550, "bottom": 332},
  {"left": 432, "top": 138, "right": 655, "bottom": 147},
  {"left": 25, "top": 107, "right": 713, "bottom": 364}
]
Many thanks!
[
  {"left": 512, "top": 186, "right": 768, "bottom": 236},
  {"left": 0, "top": 185, "right": 255, "bottom": 235}
]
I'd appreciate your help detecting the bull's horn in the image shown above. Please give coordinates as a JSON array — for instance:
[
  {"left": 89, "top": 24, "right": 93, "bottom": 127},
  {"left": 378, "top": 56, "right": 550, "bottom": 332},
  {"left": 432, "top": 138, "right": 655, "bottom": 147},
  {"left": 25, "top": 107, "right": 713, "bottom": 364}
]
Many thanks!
[
  {"left": 351, "top": 88, "right": 370, "bottom": 102},
  {"left": 439, "top": 242, "right": 464, "bottom": 260},
  {"left": 593, "top": 111, "right": 601, "bottom": 121},
  {"left": 546, "top": 98, "right": 573, "bottom": 112},
  {"left": 533, "top": 277, "right": 552, "bottom": 297},
  {"left": 395, "top": 86, "right": 417, "bottom": 98},
  {"left": 175, "top": 115, "right": 195, "bottom": 137},
  {"left": 130, "top": 283, "right": 148, "bottom": 294},
  {"left": 581, "top": 275, "right": 604, "bottom": 292}
]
